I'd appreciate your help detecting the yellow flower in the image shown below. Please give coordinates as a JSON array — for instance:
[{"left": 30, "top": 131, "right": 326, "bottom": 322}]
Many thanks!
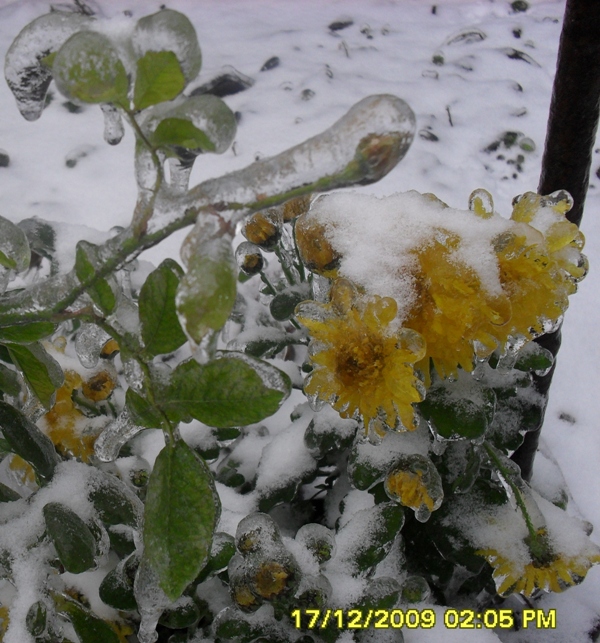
[
  {"left": 296, "top": 279, "right": 426, "bottom": 433},
  {"left": 477, "top": 530, "right": 600, "bottom": 597},
  {"left": 384, "top": 454, "right": 443, "bottom": 522},
  {"left": 405, "top": 233, "right": 511, "bottom": 381}
]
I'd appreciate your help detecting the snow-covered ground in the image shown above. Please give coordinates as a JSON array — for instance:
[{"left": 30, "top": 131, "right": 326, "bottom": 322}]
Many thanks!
[{"left": 0, "top": 0, "right": 599, "bottom": 641}]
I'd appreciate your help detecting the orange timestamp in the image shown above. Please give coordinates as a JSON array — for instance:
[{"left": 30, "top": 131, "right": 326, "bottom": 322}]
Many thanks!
[{"left": 291, "top": 607, "right": 557, "bottom": 630}]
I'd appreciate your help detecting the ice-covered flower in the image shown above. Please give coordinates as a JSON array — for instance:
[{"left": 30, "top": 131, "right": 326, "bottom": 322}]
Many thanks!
[
  {"left": 296, "top": 279, "right": 426, "bottom": 433},
  {"left": 384, "top": 454, "right": 443, "bottom": 522},
  {"left": 477, "top": 528, "right": 600, "bottom": 597}
]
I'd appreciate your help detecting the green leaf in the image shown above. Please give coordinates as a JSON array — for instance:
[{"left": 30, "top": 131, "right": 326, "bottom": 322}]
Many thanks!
[
  {"left": 139, "top": 259, "right": 187, "bottom": 356},
  {"left": 0, "top": 401, "right": 60, "bottom": 483},
  {"left": 87, "top": 471, "right": 142, "bottom": 528},
  {"left": 75, "top": 241, "right": 116, "bottom": 314},
  {"left": 0, "top": 481, "right": 20, "bottom": 502},
  {"left": 43, "top": 502, "right": 96, "bottom": 573},
  {"left": 134, "top": 50, "right": 186, "bottom": 110},
  {"left": 152, "top": 117, "right": 216, "bottom": 152},
  {"left": 99, "top": 553, "right": 139, "bottom": 611},
  {"left": 176, "top": 238, "right": 237, "bottom": 343},
  {"left": 0, "top": 322, "right": 56, "bottom": 344},
  {"left": 514, "top": 341, "right": 554, "bottom": 374},
  {"left": 143, "top": 439, "right": 220, "bottom": 601},
  {"left": 165, "top": 353, "right": 291, "bottom": 427},
  {"left": 7, "top": 342, "right": 63, "bottom": 409},
  {"left": 419, "top": 372, "right": 496, "bottom": 441},
  {"left": 0, "top": 363, "right": 21, "bottom": 397},
  {"left": 270, "top": 289, "right": 309, "bottom": 321},
  {"left": 126, "top": 388, "right": 167, "bottom": 430},
  {"left": 53, "top": 31, "right": 129, "bottom": 105},
  {"left": 55, "top": 594, "right": 120, "bottom": 643},
  {"left": 0, "top": 215, "right": 30, "bottom": 271},
  {"left": 26, "top": 600, "right": 47, "bottom": 637},
  {"left": 132, "top": 9, "right": 202, "bottom": 84}
]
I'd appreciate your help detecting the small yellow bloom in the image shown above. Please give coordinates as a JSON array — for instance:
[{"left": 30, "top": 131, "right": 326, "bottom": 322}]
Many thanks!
[
  {"left": 296, "top": 279, "right": 426, "bottom": 433},
  {"left": 477, "top": 530, "right": 600, "bottom": 597},
  {"left": 384, "top": 454, "right": 443, "bottom": 522}
]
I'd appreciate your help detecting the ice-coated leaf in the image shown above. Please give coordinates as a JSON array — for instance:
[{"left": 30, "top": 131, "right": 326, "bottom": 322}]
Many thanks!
[
  {"left": 6, "top": 342, "right": 63, "bottom": 409},
  {"left": 55, "top": 594, "right": 120, "bottom": 643},
  {"left": 147, "top": 95, "right": 236, "bottom": 156},
  {"left": 139, "top": 259, "right": 187, "bottom": 357},
  {"left": 165, "top": 352, "right": 291, "bottom": 427},
  {"left": 132, "top": 8, "right": 201, "bottom": 84},
  {"left": 0, "top": 214, "right": 30, "bottom": 272},
  {"left": 0, "top": 401, "right": 60, "bottom": 483},
  {"left": 17, "top": 217, "right": 56, "bottom": 262},
  {"left": 126, "top": 388, "right": 167, "bottom": 430},
  {"left": 176, "top": 235, "right": 237, "bottom": 344},
  {"left": 152, "top": 117, "right": 215, "bottom": 153},
  {"left": 513, "top": 341, "right": 554, "bottom": 375},
  {"left": 0, "top": 363, "right": 21, "bottom": 397},
  {"left": 4, "top": 11, "right": 92, "bottom": 120},
  {"left": 75, "top": 241, "right": 116, "bottom": 314},
  {"left": 0, "top": 481, "right": 20, "bottom": 502},
  {"left": 334, "top": 503, "right": 404, "bottom": 576},
  {"left": 100, "top": 103, "right": 124, "bottom": 145},
  {"left": 25, "top": 600, "right": 47, "bottom": 637},
  {"left": 99, "top": 552, "right": 139, "bottom": 611},
  {"left": 143, "top": 439, "right": 220, "bottom": 601},
  {"left": 134, "top": 50, "right": 186, "bottom": 111},
  {"left": 43, "top": 502, "right": 96, "bottom": 573},
  {"left": 419, "top": 371, "right": 496, "bottom": 441},
  {"left": 0, "top": 321, "right": 55, "bottom": 344},
  {"left": 53, "top": 31, "right": 129, "bottom": 105},
  {"left": 87, "top": 469, "right": 143, "bottom": 528}
]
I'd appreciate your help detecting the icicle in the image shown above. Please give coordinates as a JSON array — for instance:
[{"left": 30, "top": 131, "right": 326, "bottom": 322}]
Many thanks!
[
  {"left": 167, "top": 158, "right": 193, "bottom": 193},
  {"left": 100, "top": 103, "right": 124, "bottom": 145},
  {"left": 75, "top": 323, "right": 112, "bottom": 369},
  {"left": 94, "top": 408, "right": 144, "bottom": 462},
  {"left": 134, "top": 559, "right": 171, "bottom": 643}
]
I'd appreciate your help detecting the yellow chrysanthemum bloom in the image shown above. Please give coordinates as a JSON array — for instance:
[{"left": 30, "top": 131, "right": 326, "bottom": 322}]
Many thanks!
[
  {"left": 384, "top": 454, "right": 443, "bottom": 522},
  {"left": 41, "top": 368, "right": 117, "bottom": 462},
  {"left": 405, "top": 232, "right": 512, "bottom": 380},
  {"left": 296, "top": 279, "right": 426, "bottom": 433},
  {"left": 477, "top": 528, "right": 600, "bottom": 597}
]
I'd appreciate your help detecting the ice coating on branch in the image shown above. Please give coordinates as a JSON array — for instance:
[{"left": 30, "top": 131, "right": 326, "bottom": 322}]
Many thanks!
[
  {"left": 4, "top": 11, "right": 92, "bottom": 121},
  {"left": 100, "top": 103, "right": 124, "bottom": 145},
  {"left": 94, "top": 408, "right": 144, "bottom": 462},
  {"left": 75, "top": 322, "right": 112, "bottom": 368},
  {"left": 177, "top": 95, "right": 415, "bottom": 229}
]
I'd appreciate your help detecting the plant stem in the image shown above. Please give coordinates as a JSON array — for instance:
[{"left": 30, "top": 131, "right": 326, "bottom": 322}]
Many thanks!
[{"left": 484, "top": 442, "right": 538, "bottom": 542}]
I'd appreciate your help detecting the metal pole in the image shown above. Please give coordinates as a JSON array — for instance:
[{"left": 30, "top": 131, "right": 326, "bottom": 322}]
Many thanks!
[{"left": 511, "top": 0, "right": 600, "bottom": 480}]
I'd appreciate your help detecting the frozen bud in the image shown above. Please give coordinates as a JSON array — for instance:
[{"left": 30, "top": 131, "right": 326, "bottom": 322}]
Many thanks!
[
  {"left": 294, "top": 213, "right": 341, "bottom": 276},
  {"left": 241, "top": 209, "right": 283, "bottom": 251},
  {"left": 235, "top": 241, "right": 264, "bottom": 276},
  {"left": 468, "top": 188, "right": 494, "bottom": 219},
  {"left": 384, "top": 454, "right": 443, "bottom": 522},
  {"left": 81, "top": 367, "right": 118, "bottom": 402},
  {"left": 248, "top": 551, "right": 301, "bottom": 601},
  {"left": 295, "top": 523, "right": 336, "bottom": 564},
  {"left": 400, "top": 575, "right": 430, "bottom": 603},
  {"left": 295, "top": 573, "right": 332, "bottom": 609},
  {"left": 228, "top": 554, "right": 262, "bottom": 612},
  {"left": 236, "top": 512, "right": 282, "bottom": 554},
  {"left": 283, "top": 194, "right": 312, "bottom": 221}
]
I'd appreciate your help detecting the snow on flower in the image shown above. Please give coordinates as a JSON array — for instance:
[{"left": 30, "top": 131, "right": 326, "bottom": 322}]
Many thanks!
[
  {"left": 477, "top": 532, "right": 600, "bottom": 597},
  {"left": 296, "top": 279, "right": 426, "bottom": 434}
]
